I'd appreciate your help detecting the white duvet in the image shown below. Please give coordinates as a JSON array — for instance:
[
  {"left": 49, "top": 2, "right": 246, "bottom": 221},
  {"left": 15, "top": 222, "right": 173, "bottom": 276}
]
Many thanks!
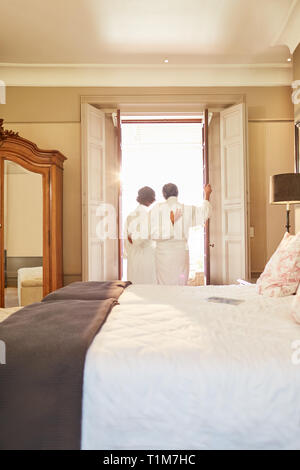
[{"left": 82, "top": 284, "right": 300, "bottom": 450}]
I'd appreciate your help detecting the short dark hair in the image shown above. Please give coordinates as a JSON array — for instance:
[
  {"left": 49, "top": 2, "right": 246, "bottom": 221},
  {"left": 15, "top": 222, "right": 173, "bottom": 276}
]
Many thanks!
[
  {"left": 162, "top": 183, "right": 179, "bottom": 199},
  {"left": 136, "top": 186, "right": 156, "bottom": 205}
]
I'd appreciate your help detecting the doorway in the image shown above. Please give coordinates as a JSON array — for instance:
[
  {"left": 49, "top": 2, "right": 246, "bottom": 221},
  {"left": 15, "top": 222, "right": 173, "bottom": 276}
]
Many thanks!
[
  {"left": 120, "top": 115, "right": 205, "bottom": 284},
  {"left": 81, "top": 98, "right": 249, "bottom": 285}
]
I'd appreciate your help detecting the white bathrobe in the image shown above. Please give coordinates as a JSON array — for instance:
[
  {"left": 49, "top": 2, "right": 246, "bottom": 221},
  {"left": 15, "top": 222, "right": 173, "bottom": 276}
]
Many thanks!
[
  {"left": 150, "top": 197, "right": 211, "bottom": 285},
  {"left": 124, "top": 205, "right": 157, "bottom": 284}
]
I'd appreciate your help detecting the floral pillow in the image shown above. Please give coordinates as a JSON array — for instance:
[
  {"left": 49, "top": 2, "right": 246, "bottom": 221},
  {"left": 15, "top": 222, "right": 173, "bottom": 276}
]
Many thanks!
[
  {"left": 292, "top": 286, "right": 300, "bottom": 324},
  {"left": 256, "top": 232, "right": 300, "bottom": 297}
]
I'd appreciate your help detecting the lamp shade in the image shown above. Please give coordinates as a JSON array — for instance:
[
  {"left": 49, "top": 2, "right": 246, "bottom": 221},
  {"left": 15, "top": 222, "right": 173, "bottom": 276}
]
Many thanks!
[{"left": 270, "top": 173, "right": 300, "bottom": 204}]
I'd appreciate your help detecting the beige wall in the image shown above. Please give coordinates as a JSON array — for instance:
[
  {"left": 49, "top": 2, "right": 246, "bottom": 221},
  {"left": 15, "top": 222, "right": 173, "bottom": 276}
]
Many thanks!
[
  {"left": 249, "top": 122, "right": 295, "bottom": 272},
  {"left": 1, "top": 86, "right": 293, "bottom": 122},
  {"left": 0, "top": 85, "right": 294, "bottom": 281}
]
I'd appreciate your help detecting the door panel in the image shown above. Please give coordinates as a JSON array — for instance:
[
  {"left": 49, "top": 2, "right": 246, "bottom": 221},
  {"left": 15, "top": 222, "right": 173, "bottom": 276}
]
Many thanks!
[
  {"left": 81, "top": 103, "right": 106, "bottom": 281},
  {"left": 202, "top": 109, "right": 210, "bottom": 285},
  {"left": 220, "top": 103, "right": 248, "bottom": 283},
  {"left": 117, "top": 110, "right": 122, "bottom": 279},
  {"left": 81, "top": 104, "right": 120, "bottom": 281},
  {"left": 104, "top": 113, "right": 119, "bottom": 280},
  {"left": 209, "top": 114, "right": 223, "bottom": 284}
]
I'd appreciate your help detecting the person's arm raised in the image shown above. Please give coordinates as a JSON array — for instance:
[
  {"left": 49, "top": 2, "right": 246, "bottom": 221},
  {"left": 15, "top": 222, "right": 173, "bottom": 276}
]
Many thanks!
[
  {"left": 189, "top": 184, "right": 213, "bottom": 228},
  {"left": 204, "top": 183, "right": 212, "bottom": 201}
]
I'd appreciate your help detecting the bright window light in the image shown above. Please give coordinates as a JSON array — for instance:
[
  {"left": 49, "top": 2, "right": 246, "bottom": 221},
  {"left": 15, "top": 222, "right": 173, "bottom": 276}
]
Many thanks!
[{"left": 121, "top": 121, "right": 204, "bottom": 279}]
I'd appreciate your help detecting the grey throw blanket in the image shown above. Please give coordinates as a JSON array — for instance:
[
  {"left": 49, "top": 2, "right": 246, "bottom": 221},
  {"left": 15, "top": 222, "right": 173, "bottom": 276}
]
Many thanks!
[
  {"left": 42, "top": 280, "right": 131, "bottom": 302},
  {"left": 0, "top": 297, "right": 118, "bottom": 450}
]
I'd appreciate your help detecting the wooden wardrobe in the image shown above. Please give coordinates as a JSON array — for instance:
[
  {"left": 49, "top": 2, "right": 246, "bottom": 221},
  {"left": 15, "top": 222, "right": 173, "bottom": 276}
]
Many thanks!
[{"left": 0, "top": 119, "right": 66, "bottom": 307}]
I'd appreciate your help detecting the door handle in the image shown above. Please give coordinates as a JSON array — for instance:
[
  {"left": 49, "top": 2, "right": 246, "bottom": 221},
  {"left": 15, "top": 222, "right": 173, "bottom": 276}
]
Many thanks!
[{"left": 209, "top": 243, "right": 215, "bottom": 248}]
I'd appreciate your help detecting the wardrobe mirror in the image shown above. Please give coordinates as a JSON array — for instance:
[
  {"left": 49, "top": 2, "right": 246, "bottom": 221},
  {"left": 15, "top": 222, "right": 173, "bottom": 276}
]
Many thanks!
[{"left": 4, "top": 160, "right": 43, "bottom": 308}]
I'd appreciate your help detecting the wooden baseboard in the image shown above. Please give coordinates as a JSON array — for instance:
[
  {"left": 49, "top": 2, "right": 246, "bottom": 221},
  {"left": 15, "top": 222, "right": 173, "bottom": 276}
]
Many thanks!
[
  {"left": 251, "top": 272, "right": 261, "bottom": 282},
  {"left": 63, "top": 274, "right": 82, "bottom": 286}
]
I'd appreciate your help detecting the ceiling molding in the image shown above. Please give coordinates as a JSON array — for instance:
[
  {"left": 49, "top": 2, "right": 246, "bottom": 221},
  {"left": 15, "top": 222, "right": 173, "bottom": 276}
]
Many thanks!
[
  {"left": 0, "top": 63, "right": 293, "bottom": 87},
  {"left": 271, "top": 0, "right": 300, "bottom": 54},
  {"left": 81, "top": 93, "right": 246, "bottom": 111},
  {"left": 0, "top": 63, "right": 293, "bottom": 69}
]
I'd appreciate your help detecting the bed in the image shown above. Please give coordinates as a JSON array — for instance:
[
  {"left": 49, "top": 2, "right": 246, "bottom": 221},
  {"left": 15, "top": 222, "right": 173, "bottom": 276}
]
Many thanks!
[
  {"left": 0, "top": 282, "right": 299, "bottom": 450},
  {"left": 81, "top": 283, "right": 300, "bottom": 450}
]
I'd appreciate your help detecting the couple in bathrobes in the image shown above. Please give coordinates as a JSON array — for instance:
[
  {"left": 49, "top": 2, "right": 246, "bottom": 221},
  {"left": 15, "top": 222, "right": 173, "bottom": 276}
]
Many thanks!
[{"left": 125, "top": 183, "right": 212, "bottom": 285}]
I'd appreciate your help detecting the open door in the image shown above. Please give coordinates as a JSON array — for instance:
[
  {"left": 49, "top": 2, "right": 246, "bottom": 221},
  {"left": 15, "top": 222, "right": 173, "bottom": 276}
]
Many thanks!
[
  {"left": 220, "top": 103, "right": 248, "bottom": 283},
  {"left": 117, "top": 110, "right": 123, "bottom": 279},
  {"left": 208, "top": 113, "right": 222, "bottom": 285},
  {"left": 202, "top": 109, "right": 210, "bottom": 285},
  {"left": 104, "top": 111, "right": 120, "bottom": 280},
  {"left": 81, "top": 104, "right": 119, "bottom": 281},
  {"left": 81, "top": 104, "right": 106, "bottom": 281}
]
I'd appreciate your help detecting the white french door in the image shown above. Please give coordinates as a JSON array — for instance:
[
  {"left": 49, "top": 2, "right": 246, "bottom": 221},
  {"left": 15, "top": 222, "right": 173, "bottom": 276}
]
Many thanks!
[
  {"left": 220, "top": 103, "right": 249, "bottom": 283},
  {"left": 81, "top": 104, "right": 119, "bottom": 281}
]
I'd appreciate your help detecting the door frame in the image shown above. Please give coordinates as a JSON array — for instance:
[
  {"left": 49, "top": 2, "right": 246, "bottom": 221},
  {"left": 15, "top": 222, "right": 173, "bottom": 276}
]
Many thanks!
[{"left": 81, "top": 91, "right": 247, "bottom": 282}]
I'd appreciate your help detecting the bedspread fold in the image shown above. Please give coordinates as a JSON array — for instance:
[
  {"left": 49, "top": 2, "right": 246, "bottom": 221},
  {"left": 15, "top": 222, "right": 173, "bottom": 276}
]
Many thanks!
[
  {"left": 0, "top": 295, "right": 119, "bottom": 450},
  {"left": 42, "top": 280, "right": 131, "bottom": 302}
]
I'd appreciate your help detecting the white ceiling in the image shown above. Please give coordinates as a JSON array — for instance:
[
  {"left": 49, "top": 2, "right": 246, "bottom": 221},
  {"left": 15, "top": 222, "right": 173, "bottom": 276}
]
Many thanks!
[{"left": 0, "top": 0, "right": 298, "bottom": 65}]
